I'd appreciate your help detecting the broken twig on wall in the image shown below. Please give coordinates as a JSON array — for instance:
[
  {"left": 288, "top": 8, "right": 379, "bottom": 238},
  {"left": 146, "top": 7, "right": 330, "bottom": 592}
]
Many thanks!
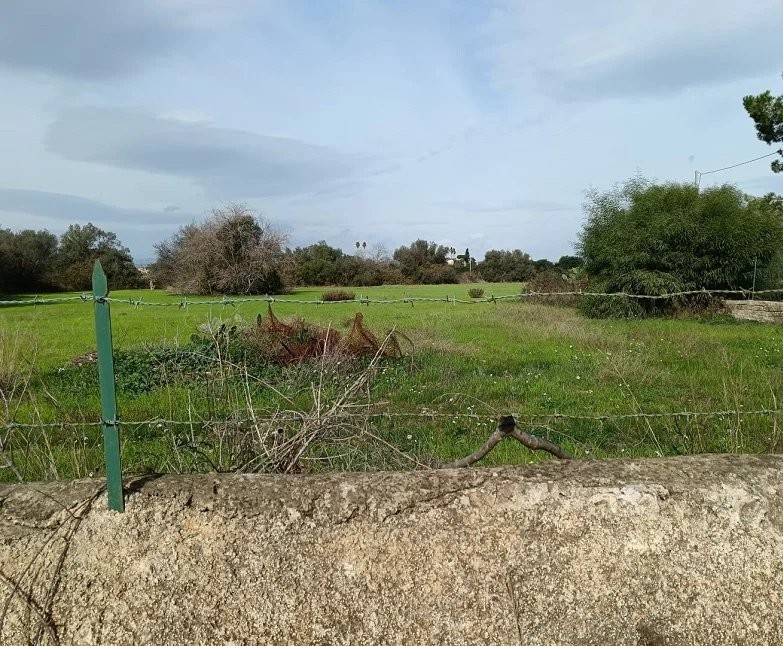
[{"left": 443, "top": 415, "right": 571, "bottom": 468}]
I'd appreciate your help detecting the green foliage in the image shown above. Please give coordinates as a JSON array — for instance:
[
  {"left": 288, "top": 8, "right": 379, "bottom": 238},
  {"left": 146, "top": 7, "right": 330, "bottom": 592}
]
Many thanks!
[
  {"left": 467, "top": 287, "right": 484, "bottom": 299},
  {"left": 393, "top": 240, "right": 456, "bottom": 283},
  {"left": 0, "top": 223, "right": 141, "bottom": 294},
  {"left": 477, "top": 249, "right": 536, "bottom": 282},
  {"left": 418, "top": 264, "right": 459, "bottom": 284},
  {"left": 533, "top": 258, "right": 554, "bottom": 272},
  {"left": 577, "top": 271, "right": 685, "bottom": 319},
  {"left": 288, "top": 242, "right": 402, "bottom": 287},
  {"left": 0, "top": 229, "right": 58, "bottom": 293},
  {"left": 291, "top": 242, "right": 346, "bottom": 285},
  {"left": 579, "top": 179, "right": 783, "bottom": 310},
  {"left": 56, "top": 223, "right": 143, "bottom": 291},
  {"left": 6, "top": 282, "right": 783, "bottom": 481},
  {"left": 742, "top": 91, "right": 783, "bottom": 172},
  {"left": 556, "top": 255, "right": 584, "bottom": 272}
]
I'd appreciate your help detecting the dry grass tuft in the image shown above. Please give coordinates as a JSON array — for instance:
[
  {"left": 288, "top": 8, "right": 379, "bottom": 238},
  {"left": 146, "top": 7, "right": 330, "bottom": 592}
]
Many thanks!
[{"left": 321, "top": 290, "right": 355, "bottom": 302}]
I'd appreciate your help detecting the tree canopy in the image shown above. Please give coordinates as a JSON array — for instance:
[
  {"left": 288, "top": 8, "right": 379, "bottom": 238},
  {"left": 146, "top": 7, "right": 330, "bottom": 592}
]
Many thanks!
[
  {"left": 743, "top": 91, "right": 783, "bottom": 172},
  {"left": 0, "top": 223, "right": 141, "bottom": 293},
  {"left": 477, "top": 250, "right": 536, "bottom": 282},
  {"left": 579, "top": 178, "right": 783, "bottom": 295},
  {"left": 392, "top": 240, "right": 457, "bottom": 284}
]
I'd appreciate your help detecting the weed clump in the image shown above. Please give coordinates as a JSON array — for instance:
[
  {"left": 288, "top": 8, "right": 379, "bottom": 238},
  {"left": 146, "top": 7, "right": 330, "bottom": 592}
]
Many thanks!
[
  {"left": 321, "top": 289, "right": 355, "bottom": 302},
  {"left": 467, "top": 287, "right": 484, "bottom": 299}
]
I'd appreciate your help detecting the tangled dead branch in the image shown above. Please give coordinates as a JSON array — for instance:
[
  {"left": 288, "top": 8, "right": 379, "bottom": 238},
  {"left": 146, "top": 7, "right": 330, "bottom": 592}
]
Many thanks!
[{"left": 248, "top": 306, "right": 409, "bottom": 365}]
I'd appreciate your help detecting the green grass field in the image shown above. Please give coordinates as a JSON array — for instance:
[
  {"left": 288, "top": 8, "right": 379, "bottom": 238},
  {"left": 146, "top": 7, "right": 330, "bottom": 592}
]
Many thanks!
[{"left": 2, "top": 282, "right": 782, "bottom": 481}]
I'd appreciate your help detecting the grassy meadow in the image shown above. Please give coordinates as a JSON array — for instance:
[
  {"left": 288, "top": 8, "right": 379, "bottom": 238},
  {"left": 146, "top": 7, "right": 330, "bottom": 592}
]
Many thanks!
[{"left": 1, "top": 282, "right": 782, "bottom": 481}]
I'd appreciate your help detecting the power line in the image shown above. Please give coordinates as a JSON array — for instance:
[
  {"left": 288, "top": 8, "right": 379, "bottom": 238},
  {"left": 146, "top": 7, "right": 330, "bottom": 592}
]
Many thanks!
[{"left": 695, "top": 149, "right": 783, "bottom": 188}]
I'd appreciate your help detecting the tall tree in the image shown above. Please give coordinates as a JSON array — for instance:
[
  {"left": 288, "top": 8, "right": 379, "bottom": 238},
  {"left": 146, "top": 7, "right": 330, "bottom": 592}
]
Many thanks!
[
  {"left": 742, "top": 90, "right": 783, "bottom": 172},
  {"left": 56, "top": 223, "right": 142, "bottom": 290}
]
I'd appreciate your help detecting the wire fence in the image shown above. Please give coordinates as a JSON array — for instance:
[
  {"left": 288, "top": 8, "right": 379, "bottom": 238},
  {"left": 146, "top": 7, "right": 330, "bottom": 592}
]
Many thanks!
[
  {"left": 3, "top": 407, "right": 783, "bottom": 431},
  {"left": 2, "top": 262, "right": 782, "bottom": 511},
  {"left": 3, "top": 287, "right": 783, "bottom": 308}
]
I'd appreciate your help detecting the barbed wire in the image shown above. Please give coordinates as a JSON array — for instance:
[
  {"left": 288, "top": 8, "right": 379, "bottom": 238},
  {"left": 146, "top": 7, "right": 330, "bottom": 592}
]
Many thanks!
[
  {"left": 2, "top": 287, "right": 783, "bottom": 309},
  {"left": 0, "top": 294, "right": 91, "bottom": 306},
  {"left": 2, "top": 407, "right": 781, "bottom": 430}
]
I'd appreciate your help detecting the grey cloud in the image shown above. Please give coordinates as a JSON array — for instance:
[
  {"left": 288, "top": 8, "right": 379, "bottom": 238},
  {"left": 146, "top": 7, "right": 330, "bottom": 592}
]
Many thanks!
[
  {"left": 45, "top": 108, "right": 360, "bottom": 198},
  {"left": 547, "top": 16, "right": 783, "bottom": 100},
  {"left": 432, "top": 199, "right": 575, "bottom": 213},
  {"left": 0, "top": 187, "right": 192, "bottom": 226},
  {"left": 0, "top": 1, "right": 192, "bottom": 80}
]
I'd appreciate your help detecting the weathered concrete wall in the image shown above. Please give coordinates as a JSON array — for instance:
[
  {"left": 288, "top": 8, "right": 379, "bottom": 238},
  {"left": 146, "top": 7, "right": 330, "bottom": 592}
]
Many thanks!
[
  {"left": 2, "top": 455, "right": 783, "bottom": 645},
  {"left": 725, "top": 299, "right": 783, "bottom": 323}
]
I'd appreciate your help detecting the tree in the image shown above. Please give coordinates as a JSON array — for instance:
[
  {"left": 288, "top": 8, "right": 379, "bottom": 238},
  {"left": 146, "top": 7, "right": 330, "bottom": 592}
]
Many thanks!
[
  {"left": 56, "top": 223, "right": 142, "bottom": 290},
  {"left": 0, "top": 229, "right": 58, "bottom": 293},
  {"left": 555, "top": 255, "right": 584, "bottom": 272},
  {"left": 392, "top": 240, "right": 456, "bottom": 283},
  {"left": 743, "top": 91, "right": 783, "bottom": 172},
  {"left": 533, "top": 258, "right": 554, "bottom": 272},
  {"left": 579, "top": 177, "right": 783, "bottom": 300},
  {"left": 152, "top": 204, "right": 287, "bottom": 295},
  {"left": 290, "top": 241, "right": 347, "bottom": 286},
  {"left": 477, "top": 250, "right": 536, "bottom": 282}
]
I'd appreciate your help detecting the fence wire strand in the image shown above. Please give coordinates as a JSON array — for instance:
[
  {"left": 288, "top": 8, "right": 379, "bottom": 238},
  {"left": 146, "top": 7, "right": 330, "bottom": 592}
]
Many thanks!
[
  {"left": 3, "top": 407, "right": 781, "bottom": 431},
  {"left": 2, "top": 287, "right": 783, "bottom": 309}
]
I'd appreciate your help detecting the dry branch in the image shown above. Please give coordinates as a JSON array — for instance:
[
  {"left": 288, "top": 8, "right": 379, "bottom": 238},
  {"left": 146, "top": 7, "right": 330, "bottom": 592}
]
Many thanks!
[{"left": 443, "top": 415, "right": 571, "bottom": 468}]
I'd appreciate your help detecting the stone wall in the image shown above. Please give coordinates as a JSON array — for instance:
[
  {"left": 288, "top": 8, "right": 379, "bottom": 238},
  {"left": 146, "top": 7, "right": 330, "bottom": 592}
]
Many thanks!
[
  {"left": 2, "top": 455, "right": 783, "bottom": 645},
  {"left": 725, "top": 299, "right": 783, "bottom": 323}
]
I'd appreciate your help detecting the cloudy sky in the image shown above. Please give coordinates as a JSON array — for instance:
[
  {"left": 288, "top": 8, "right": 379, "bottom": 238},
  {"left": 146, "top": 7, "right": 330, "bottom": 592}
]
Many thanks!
[{"left": 0, "top": 1, "right": 781, "bottom": 263}]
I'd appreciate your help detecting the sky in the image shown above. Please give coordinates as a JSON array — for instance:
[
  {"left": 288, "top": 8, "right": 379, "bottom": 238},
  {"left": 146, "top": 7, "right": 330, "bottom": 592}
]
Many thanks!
[{"left": 0, "top": 1, "right": 781, "bottom": 264}]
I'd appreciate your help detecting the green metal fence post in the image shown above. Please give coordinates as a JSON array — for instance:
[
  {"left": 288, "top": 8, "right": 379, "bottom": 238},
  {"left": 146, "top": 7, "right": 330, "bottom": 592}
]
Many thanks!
[{"left": 92, "top": 260, "right": 124, "bottom": 512}]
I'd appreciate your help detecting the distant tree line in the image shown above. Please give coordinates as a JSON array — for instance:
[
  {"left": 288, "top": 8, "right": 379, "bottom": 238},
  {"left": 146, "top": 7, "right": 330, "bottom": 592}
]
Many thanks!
[
  {"left": 4, "top": 182, "right": 782, "bottom": 305},
  {"left": 0, "top": 223, "right": 143, "bottom": 294},
  {"left": 146, "top": 205, "right": 584, "bottom": 294}
]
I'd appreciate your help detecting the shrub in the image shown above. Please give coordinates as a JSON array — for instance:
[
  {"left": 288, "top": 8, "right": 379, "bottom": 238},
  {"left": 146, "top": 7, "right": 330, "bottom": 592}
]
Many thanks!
[
  {"left": 579, "top": 179, "right": 783, "bottom": 296},
  {"left": 322, "top": 290, "right": 355, "bottom": 302},
  {"left": 419, "top": 264, "right": 459, "bottom": 284},
  {"left": 477, "top": 249, "right": 536, "bottom": 282},
  {"left": 151, "top": 204, "right": 287, "bottom": 295},
  {"left": 467, "top": 287, "right": 484, "bottom": 299},
  {"left": 393, "top": 240, "right": 454, "bottom": 283},
  {"left": 578, "top": 270, "right": 684, "bottom": 319}
]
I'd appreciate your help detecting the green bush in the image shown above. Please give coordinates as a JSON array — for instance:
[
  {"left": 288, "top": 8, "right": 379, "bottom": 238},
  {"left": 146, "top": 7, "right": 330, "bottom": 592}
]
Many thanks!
[
  {"left": 467, "top": 287, "right": 484, "bottom": 299},
  {"left": 578, "top": 179, "right": 783, "bottom": 316}
]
